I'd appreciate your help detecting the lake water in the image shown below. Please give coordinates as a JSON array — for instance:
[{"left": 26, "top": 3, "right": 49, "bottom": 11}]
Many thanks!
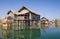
[{"left": 0, "top": 25, "right": 60, "bottom": 39}]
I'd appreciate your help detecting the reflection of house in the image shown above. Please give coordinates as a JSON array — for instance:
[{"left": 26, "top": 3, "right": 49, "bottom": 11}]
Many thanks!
[
  {"left": 2, "top": 6, "right": 40, "bottom": 29},
  {"left": 40, "top": 17, "right": 49, "bottom": 27},
  {"left": 2, "top": 29, "right": 40, "bottom": 39}
]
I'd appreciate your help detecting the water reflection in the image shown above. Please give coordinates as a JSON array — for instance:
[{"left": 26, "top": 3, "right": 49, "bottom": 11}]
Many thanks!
[
  {"left": 1, "top": 25, "right": 60, "bottom": 39},
  {"left": 2, "top": 28, "right": 41, "bottom": 39},
  {"left": 54, "top": 23, "right": 60, "bottom": 28},
  {"left": 55, "top": 25, "right": 58, "bottom": 28},
  {"left": 41, "top": 25, "right": 49, "bottom": 32}
]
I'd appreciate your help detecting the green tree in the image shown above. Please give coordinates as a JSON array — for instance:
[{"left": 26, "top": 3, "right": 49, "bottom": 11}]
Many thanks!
[{"left": 54, "top": 18, "right": 59, "bottom": 26}]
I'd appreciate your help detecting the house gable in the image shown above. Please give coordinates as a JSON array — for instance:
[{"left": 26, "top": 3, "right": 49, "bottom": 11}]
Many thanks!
[
  {"left": 7, "top": 10, "right": 13, "bottom": 15},
  {"left": 18, "top": 6, "right": 30, "bottom": 12},
  {"left": 18, "top": 6, "right": 40, "bottom": 15}
]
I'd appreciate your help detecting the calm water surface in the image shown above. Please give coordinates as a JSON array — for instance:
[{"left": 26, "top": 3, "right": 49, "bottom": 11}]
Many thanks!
[{"left": 0, "top": 25, "right": 60, "bottom": 39}]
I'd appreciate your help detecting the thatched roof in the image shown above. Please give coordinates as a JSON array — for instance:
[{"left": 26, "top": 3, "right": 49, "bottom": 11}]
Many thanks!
[
  {"left": 7, "top": 6, "right": 40, "bottom": 16},
  {"left": 18, "top": 6, "right": 40, "bottom": 15},
  {"left": 41, "top": 17, "right": 49, "bottom": 21}
]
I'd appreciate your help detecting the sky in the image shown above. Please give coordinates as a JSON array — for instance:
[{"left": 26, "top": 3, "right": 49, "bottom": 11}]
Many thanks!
[{"left": 0, "top": 0, "right": 60, "bottom": 20}]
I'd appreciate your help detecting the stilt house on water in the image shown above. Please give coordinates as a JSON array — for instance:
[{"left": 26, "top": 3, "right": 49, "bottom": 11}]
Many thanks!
[
  {"left": 40, "top": 17, "right": 49, "bottom": 27},
  {"left": 2, "top": 6, "right": 40, "bottom": 29}
]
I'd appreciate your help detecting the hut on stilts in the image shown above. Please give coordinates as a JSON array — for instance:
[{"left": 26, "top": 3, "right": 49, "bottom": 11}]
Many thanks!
[{"left": 2, "top": 6, "right": 40, "bottom": 39}]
